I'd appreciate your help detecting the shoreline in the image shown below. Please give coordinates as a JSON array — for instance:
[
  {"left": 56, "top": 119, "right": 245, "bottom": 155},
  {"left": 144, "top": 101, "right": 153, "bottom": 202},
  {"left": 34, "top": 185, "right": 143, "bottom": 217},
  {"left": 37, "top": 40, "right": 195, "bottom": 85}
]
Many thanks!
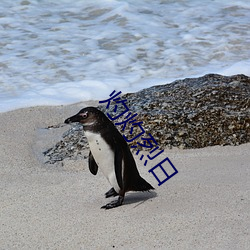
[{"left": 0, "top": 102, "right": 249, "bottom": 249}]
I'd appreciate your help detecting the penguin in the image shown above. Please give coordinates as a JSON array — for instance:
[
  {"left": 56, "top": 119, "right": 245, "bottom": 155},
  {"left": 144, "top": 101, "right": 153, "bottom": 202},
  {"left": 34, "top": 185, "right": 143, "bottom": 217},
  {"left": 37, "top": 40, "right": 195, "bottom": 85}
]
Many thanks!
[{"left": 65, "top": 107, "right": 154, "bottom": 209}]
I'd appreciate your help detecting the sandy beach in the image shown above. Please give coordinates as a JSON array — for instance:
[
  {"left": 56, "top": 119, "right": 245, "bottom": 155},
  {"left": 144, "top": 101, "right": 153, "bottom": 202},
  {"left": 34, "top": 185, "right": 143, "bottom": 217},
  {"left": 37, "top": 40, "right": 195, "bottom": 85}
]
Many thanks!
[{"left": 0, "top": 102, "right": 249, "bottom": 249}]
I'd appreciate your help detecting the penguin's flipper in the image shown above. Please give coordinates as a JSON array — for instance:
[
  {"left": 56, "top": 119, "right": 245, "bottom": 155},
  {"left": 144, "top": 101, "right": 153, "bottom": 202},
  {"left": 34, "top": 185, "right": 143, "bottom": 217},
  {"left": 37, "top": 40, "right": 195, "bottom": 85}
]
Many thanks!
[
  {"left": 114, "top": 146, "right": 124, "bottom": 190},
  {"left": 88, "top": 151, "right": 98, "bottom": 175},
  {"left": 105, "top": 187, "right": 118, "bottom": 198}
]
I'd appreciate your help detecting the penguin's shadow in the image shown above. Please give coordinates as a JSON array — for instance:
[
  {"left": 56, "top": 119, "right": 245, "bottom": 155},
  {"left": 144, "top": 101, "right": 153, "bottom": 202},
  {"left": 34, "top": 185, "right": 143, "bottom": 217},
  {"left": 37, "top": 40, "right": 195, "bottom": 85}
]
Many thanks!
[{"left": 122, "top": 191, "right": 157, "bottom": 208}]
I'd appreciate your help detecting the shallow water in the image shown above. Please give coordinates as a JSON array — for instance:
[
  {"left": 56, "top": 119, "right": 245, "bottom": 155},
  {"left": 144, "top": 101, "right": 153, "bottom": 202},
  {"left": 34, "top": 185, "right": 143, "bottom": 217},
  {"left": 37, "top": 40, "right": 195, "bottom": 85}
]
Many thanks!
[{"left": 0, "top": 0, "right": 249, "bottom": 112}]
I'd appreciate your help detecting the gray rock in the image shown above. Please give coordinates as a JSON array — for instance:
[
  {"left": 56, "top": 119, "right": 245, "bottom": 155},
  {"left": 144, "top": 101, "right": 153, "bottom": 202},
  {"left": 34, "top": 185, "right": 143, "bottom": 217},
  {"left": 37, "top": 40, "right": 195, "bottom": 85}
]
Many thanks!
[{"left": 43, "top": 74, "right": 250, "bottom": 164}]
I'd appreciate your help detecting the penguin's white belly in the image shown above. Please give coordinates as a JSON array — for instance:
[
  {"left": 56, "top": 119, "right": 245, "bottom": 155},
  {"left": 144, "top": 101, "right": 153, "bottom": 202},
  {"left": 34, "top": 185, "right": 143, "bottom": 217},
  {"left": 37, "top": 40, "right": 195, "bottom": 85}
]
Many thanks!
[{"left": 85, "top": 131, "right": 121, "bottom": 193}]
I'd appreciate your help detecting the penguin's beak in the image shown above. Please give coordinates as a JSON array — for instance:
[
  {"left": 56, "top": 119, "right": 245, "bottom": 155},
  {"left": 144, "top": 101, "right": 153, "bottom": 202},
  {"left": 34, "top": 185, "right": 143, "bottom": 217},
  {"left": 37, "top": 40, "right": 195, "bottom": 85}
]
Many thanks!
[{"left": 64, "top": 114, "right": 81, "bottom": 124}]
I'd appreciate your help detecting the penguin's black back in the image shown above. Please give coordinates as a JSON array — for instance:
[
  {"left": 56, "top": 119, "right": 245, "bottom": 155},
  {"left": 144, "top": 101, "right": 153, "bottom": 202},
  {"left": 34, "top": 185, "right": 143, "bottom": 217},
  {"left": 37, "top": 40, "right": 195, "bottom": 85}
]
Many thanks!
[
  {"left": 98, "top": 114, "right": 154, "bottom": 192},
  {"left": 74, "top": 107, "right": 154, "bottom": 192}
]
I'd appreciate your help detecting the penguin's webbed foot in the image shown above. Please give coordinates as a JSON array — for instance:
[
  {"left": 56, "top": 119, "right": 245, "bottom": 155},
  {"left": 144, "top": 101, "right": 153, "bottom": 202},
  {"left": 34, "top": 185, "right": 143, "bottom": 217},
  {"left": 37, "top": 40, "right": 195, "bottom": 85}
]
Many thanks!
[
  {"left": 105, "top": 187, "right": 118, "bottom": 198},
  {"left": 101, "top": 196, "right": 124, "bottom": 209}
]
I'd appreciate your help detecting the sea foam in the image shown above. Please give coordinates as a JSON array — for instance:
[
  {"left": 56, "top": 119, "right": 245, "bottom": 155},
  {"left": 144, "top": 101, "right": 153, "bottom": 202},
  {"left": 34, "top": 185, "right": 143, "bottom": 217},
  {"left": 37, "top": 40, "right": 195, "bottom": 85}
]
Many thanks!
[{"left": 0, "top": 0, "right": 249, "bottom": 112}]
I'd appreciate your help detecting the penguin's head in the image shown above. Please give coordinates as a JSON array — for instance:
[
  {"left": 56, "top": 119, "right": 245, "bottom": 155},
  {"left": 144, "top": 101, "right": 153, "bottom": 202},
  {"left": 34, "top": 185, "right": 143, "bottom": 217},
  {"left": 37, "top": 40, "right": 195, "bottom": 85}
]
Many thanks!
[{"left": 65, "top": 107, "right": 107, "bottom": 128}]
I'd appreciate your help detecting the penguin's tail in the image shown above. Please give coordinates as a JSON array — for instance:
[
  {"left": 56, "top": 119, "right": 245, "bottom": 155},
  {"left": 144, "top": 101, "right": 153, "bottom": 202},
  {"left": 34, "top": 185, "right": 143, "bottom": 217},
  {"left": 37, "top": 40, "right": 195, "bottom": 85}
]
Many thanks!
[{"left": 131, "top": 176, "right": 154, "bottom": 192}]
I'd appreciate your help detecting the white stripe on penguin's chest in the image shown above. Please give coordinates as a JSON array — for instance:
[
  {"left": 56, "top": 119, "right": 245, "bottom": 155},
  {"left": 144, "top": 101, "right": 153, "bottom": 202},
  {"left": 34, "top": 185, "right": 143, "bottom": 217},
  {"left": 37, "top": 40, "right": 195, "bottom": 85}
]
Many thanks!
[{"left": 85, "top": 131, "right": 120, "bottom": 193}]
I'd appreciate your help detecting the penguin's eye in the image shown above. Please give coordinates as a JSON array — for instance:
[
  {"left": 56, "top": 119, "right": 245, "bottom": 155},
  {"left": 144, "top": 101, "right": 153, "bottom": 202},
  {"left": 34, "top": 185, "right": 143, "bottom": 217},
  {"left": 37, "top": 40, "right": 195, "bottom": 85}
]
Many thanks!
[{"left": 79, "top": 112, "right": 88, "bottom": 119}]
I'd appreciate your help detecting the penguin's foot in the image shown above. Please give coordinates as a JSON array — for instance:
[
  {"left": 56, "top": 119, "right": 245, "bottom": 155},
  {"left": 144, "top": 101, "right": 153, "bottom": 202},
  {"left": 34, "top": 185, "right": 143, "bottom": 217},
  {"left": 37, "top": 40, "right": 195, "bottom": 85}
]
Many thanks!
[
  {"left": 101, "top": 196, "right": 124, "bottom": 209},
  {"left": 105, "top": 187, "right": 118, "bottom": 198}
]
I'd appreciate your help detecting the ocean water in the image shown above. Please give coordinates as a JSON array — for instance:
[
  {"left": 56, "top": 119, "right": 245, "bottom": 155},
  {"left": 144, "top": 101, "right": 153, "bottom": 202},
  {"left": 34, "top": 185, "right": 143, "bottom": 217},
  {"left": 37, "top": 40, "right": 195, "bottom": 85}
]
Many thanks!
[{"left": 0, "top": 0, "right": 249, "bottom": 112}]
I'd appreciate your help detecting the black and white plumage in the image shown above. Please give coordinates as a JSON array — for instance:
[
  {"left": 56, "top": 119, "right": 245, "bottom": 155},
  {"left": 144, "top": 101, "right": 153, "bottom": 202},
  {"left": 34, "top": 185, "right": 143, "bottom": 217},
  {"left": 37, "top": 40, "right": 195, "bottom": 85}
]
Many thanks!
[{"left": 65, "top": 107, "right": 154, "bottom": 209}]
